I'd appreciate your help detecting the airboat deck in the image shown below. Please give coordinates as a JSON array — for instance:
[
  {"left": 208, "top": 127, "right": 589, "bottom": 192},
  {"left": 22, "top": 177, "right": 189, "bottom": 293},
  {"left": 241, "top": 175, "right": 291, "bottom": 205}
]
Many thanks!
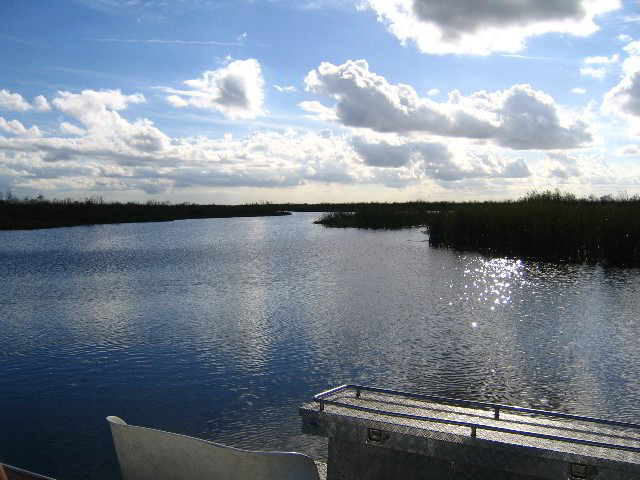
[{"left": 300, "top": 385, "right": 640, "bottom": 480}]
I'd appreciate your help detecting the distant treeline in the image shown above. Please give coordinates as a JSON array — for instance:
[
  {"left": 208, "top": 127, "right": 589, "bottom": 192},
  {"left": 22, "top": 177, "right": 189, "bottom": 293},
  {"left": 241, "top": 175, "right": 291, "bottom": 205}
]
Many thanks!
[
  {"left": 316, "top": 191, "right": 640, "bottom": 267},
  {"left": 3, "top": 191, "right": 640, "bottom": 266},
  {"left": 0, "top": 195, "right": 290, "bottom": 230}
]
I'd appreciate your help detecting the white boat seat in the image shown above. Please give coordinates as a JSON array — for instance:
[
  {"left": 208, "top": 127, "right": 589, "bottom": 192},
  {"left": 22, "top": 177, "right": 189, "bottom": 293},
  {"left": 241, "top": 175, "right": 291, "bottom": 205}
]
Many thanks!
[{"left": 107, "top": 416, "right": 321, "bottom": 480}]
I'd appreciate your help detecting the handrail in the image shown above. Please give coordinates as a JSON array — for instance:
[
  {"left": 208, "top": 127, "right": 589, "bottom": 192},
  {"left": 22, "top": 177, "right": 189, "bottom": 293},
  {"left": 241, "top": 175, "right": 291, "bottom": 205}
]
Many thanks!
[{"left": 312, "top": 385, "right": 640, "bottom": 454}]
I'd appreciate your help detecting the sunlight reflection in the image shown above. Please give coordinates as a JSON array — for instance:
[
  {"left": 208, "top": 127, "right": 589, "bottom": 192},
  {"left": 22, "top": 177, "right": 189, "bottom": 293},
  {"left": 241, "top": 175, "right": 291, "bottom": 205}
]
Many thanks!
[{"left": 451, "top": 256, "right": 532, "bottom": 313}]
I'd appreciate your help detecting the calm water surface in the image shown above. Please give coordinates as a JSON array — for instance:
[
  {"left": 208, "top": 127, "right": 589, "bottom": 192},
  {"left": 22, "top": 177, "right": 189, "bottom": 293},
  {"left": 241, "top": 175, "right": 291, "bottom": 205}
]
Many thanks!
[{"left": 1, "top": 213, "right": 639, "bottom": 479}]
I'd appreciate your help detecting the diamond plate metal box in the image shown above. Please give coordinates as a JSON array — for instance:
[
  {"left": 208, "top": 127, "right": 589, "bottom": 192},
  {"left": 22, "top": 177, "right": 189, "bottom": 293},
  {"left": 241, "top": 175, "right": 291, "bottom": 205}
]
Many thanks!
[{"left": 300, "top": 385, "right": 640, "bottom": 480}]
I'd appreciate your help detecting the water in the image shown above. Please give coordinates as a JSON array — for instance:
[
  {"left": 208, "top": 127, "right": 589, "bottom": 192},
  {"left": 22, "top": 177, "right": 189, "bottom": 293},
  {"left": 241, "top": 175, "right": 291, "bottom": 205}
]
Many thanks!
[{"left": 1, "top": 212, "right": 639, "bottom": 479}]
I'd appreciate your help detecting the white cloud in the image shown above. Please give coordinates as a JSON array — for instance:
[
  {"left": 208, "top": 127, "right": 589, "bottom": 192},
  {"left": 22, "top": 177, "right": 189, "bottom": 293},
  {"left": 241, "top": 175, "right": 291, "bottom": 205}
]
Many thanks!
[
  {"left": 579, "top": 53, "right": 619, "bottom": 80},
  {"left": 351, "top": 136, "right": 531, "bottom": 180},
  {"left": 0, "top": 128, "right": 363, "bottom": 192},
  {"left": 33, "top": 95, "right": 52, "bottom": 112},
  {"left": 614, "top": 144, "right": 640, "bottom": 156},
  {"left": 0, "top": 89, "right": 33, "bottom": 111},
  {"left": 572, "top": 87, "right": 587, "bottom": 94},
  {"left": 580, "top": 66, "right": 607, "bottom": 79},
  {"left": 427, "top": 88, "right": 440, "bottom": 96},
  {"left": 539, "top": 152, "right": 621, "bottom": 181},
  {"left": 584, "top": 53, "right": 619, "bottom": 64},
  {"left": 365, "top": 0, "right": 620, "bottom": 55},
  {"left": 275, "top": 85, "right": 298, "bottom": 92},
  {"left": 298, "top": 100, "right": 337, "bottom": 121},
  {"left": 619, "top": 34, "right": 633, "bottom": 42},
  {"left": 0, "top": 117, "right": 42, "bottom": 137},
  {"left": 305, "top": 59, "right": 591, "bottom": 149},
  {"left": 0, "top": 78, "right": 634, "bottom": 198},
  {"left": 0, "top": 91, "right": 53, "bottom": 112},
  {"left": 166, "top": 94, "right": 189, "bottom": 107},
  {"left": 52, "top": 89, "right": 170, "bottom": 154},
  {"left": 158, "top": 59, "right": 264, "bottom": 119},
  {"left": 351, "top": 136, "right": 424, "bottom": 168},
  {"left": 602, "top": 40, "right": 640, "bottom": 133},
  {"left": 60, "top": 122, "right": 87, "bottom": 136}
]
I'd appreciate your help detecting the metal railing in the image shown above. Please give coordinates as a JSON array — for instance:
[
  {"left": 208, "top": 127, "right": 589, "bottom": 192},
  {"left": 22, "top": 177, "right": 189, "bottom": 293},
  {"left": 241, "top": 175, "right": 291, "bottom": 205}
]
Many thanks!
[{"left": 313, "top": 384, "right": 640, "bottom": 454}]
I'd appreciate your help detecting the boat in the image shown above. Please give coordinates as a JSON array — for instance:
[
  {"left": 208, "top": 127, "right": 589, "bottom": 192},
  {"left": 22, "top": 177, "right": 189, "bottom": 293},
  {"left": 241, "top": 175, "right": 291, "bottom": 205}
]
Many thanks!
[
  {"left": 0, "top": 464, "right": 56, "bottom": 480},
  {"left": 3, "top": 384, "right": 640, "bottom": 479}
]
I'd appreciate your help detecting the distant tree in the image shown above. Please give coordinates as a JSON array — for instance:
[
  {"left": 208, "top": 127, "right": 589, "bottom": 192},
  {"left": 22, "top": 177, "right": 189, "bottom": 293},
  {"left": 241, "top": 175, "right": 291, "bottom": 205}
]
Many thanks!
[
  {"left": 522, "top": 189, "right": 576, "bottom": 202},
  {"left": 617, "top": 190, "right": 629, "bottom": 201}
]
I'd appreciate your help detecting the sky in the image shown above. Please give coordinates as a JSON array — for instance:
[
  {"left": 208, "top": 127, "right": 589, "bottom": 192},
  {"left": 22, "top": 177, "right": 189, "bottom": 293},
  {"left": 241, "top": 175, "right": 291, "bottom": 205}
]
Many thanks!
[{"left": 1, "top": 0, "right": 640, "bottom": 203}]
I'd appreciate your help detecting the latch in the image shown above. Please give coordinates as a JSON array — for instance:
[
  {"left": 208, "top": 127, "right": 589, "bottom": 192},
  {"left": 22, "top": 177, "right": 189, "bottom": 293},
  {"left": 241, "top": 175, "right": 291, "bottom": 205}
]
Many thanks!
[
  {"left": 570, "top": 463, "right": 587, "bottom": 479},
  {"left": 367, "top": 428, "right": 388, "bottom": 444}
]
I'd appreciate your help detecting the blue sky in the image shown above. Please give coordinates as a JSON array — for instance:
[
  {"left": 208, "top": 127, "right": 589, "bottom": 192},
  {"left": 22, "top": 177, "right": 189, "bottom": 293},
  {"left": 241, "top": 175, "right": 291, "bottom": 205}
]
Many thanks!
[{"left": 1, "top": 0, "right": 640, "bottom": 203}]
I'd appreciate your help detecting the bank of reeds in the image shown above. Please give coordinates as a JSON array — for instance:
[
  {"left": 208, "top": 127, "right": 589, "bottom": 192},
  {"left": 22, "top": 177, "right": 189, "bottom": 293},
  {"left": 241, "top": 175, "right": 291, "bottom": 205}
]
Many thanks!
[
  {"left": 312, "top": 192, "right": 640, "bottom": 266},
  {"left": 314, "top": 202, "right": 445, "bottom": 229},
  {"left": 4, "top": 192, "right": 640, "bottom": 266},
  {"left": 0, "top": 196, "right": 290, "bottom": 230},
  {"left": 427, "top": 192, "right": 640, "bottom": 267}
]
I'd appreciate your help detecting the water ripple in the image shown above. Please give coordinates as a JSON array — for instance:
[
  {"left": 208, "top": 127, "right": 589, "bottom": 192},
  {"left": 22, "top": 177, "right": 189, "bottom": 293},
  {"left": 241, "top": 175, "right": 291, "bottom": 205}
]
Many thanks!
[{"left": 1, "top": 214, "right": 639, "bottom": 478}]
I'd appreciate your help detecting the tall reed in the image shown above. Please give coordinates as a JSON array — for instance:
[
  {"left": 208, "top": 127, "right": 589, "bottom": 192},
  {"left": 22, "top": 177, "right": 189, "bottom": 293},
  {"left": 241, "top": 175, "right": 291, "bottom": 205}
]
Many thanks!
[{"left": 427, "top": 192, "right": 640, "bottom": 266}]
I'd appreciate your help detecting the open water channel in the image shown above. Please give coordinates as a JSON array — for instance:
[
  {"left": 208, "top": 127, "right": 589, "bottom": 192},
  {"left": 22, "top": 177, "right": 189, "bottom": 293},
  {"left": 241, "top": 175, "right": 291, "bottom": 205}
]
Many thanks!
[{"left": 1, "top": 212, "right": 639, "bottom": 479}]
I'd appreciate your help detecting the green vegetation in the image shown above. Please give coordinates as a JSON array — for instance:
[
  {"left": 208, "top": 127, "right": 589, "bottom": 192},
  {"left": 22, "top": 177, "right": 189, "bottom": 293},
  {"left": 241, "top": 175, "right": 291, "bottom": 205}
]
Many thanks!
[
  {"left": 3, "top": 190, "right": 640, "bottom": 266},
  {"left": 314, "top": 191, "right": 640, "bottom": 267},
  {"left": 428, "top": 191, "right": 640, "bottom": 267},
  {"left": 0, "top": 194, "right": 290, "bottom": 230},
  {"left": 314, "top": 202, "right": 442, "bottom": 229}
]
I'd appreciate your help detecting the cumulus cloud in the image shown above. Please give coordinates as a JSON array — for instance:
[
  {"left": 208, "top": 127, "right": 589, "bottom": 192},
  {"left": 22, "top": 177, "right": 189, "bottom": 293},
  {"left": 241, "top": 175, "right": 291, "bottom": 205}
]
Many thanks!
[
  {"left": 298, "top": 100, "right": 337, "bottom": 121},
  {"left": 0, "top": 128, "right": 362, "bottom": 193},
  {"left": 365, "top": 0, "right": 619, "bottom": 55},
  {"left": 0, "top": 117, "right": 42, "bottom": 137},
  {"left": 0, "top": 81, "right": 630, "bottom": 198},
  {"left": 614, "top": 144, "right": 640, "bottom": 156},
  {"left": 540, "top": 152, "right": 621, "bottom": 182},
  {"left": 275, "top": 85, "right": 298, "bottom": 92},
  {"left": 572, "top": 87, "right": 587, "bottom": 94},
  {"left": 0, "top": 91, "right": 53, "bottom": 112},
  {"left": 0, "top": 90, "right": 536, "bottom": 198},
  {"left": 580, "top": 66, "right": 607, "bottom": 79},
  {"left": 52, "top": 89, "right": 170, "bottom": 154},
  {"left": 33, "top": 95, "right": 52, "bottom": 112},
  {"left": 158, "top": 59, "right": 264, "bottom": 119},
  {"left": 60, "top": 122, "right": 87, "bottom": 136},
  {"left": 427, "top": 88, "right": 440, "bottom": 96},
  {"left": 305, "top": 59, "right": 591, "bottom": 149},
  {"left": 584, "top": 53, "right": 619, "bottom": 64},
  {"left": 351, "top": 136, "right": 421, "bottom": 167},
  {"left": 350, "top": 136, "right": 531, "bottom": 181},
  {"left": 602, "top": 40, "right": 640, "bottom": 133},
  {"left": 579, "top": 52, "right": 620, "bottom": 80},
  {"left": 166, "top": 94, "right": 188, "bottom": 107},
  {"left": 0, "top": 90, "right": 33, "bottom": 111}
]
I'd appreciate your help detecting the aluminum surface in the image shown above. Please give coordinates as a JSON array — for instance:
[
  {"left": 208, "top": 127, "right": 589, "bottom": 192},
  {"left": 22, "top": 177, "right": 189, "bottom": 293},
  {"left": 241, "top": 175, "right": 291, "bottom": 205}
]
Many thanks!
[
  {"left": 301, "top": 385, "right": 640, "bottom": 479},
  {"left": 107, "top": 416, "right": 321, "bottom": 480}
]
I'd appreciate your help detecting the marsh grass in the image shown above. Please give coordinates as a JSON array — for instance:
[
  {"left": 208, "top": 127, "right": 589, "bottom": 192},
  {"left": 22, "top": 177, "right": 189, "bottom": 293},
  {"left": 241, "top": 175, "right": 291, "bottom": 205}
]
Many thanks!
[
  {"left": 313, "top": 192, "right": 640, "bottom": 266},
  {"left": 314, "top": 202, "right": 443, "bottom": 229},
  {"left": 0, "top": 196, "right": 289, "bottom": 230},
  {"left": 3, "top": 192, "right": 639, "bottom": 266},
  {"left": 427, "top": 192, "right": 640, "bottom": 266}
]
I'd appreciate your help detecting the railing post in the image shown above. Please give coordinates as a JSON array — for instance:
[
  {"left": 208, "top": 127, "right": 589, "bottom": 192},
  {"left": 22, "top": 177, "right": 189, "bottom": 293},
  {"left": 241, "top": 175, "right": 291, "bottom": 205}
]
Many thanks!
[
  {"left": 494, "top": 407, "right": 500, "bottom": 419},
  {"left": 471, "top": 426, "right": 477, "bottom": 438},
  {"left": 356, "top": 388, "right": 361, "bottom": 398}
]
